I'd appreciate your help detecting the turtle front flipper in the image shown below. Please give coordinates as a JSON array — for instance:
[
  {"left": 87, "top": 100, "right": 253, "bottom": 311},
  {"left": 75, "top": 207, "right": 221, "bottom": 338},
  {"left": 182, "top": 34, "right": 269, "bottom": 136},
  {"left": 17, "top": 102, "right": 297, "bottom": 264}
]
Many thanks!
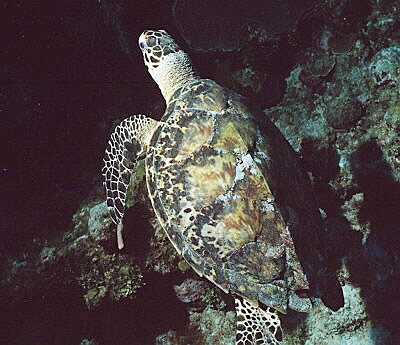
[
  {"left": 102, "top": 115, "right": 159, "bottom": 249},
  {"left": 235, "top": 298, "right": 282, "bottom": 345}
]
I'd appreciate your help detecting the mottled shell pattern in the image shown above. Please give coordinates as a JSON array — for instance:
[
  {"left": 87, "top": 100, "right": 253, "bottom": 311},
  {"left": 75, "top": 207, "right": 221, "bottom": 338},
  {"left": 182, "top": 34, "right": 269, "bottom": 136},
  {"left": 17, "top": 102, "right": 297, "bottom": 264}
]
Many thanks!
[
  {"left": 144, "top": 60, "right": 312, "bottom": 313},
  {"left": 101, "top": 29, "right": 343, "bottom": 317}
]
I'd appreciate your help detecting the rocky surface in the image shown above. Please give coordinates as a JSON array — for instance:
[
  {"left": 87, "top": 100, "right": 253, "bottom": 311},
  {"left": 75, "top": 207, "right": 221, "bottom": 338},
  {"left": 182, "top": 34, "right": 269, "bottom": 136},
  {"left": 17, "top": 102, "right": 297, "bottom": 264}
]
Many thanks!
[
  {"left": 2, "top": 1, "right": 400, "bottom": 344},
  {"left": 172, "top": 0, "right": 315, "bottom": 52}
]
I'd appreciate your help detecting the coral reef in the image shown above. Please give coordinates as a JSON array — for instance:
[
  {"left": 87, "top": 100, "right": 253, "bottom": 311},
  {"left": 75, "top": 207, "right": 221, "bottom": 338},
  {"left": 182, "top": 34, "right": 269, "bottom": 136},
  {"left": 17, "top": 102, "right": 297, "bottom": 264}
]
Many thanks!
[
  {"left": 262, "top": 2, "right": 400, "bottom": 344},
  {"left": 155, "top": 308, "right": 236, "bottom": 345},
  {"left": 172, "top": 0, "right": 315, "bottom": 51},
  {"left": 2, "top": 1, "right": 400, "bottom": 345},
  {"left": 173, "top": 278, "right": 208, "bottom": 311}
]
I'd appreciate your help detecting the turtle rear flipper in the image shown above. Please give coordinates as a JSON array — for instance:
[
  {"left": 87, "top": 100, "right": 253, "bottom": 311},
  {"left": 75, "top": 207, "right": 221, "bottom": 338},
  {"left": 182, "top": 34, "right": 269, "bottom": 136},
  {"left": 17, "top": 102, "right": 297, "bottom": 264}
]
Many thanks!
[
  {"left": 235, "top": 298, "right": 282, "bottom": 345},
  {"left": 102, "top": 115, "right": 159, "bottom": 249}
]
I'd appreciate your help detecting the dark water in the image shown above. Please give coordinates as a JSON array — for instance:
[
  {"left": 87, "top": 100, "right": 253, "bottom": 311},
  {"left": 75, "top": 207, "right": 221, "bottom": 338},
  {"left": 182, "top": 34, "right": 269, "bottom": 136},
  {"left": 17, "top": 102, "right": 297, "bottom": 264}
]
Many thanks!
[{"left": 2, "top": 0, "right": 398, "bottom": 344}]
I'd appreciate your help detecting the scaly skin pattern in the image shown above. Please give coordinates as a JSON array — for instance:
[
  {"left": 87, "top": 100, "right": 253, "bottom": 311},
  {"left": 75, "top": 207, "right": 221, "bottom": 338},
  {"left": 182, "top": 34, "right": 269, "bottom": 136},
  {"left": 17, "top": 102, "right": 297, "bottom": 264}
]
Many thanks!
[{"left": 146, "top": 78, "right": 310, "bottom": 312}]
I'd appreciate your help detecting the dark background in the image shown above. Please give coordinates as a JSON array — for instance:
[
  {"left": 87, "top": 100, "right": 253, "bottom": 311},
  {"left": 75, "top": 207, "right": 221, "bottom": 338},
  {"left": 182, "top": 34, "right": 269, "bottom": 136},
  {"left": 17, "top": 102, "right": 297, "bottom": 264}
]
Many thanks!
[
  {"left": 2, "top": 1, "right": 400, "bottom": 345},
  {"left": 1, "top": 0, "right": 182, "bottom": 255},
  {"left": 1, "top": 0, "right": 322, "bottom": 256}
]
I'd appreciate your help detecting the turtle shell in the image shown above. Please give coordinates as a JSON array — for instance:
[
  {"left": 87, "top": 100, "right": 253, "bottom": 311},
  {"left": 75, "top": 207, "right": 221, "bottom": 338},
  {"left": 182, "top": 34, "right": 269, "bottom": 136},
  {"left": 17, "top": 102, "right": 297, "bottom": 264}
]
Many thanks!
[{"left": 146, "top": 79, "right": 320, "bottom": 312}]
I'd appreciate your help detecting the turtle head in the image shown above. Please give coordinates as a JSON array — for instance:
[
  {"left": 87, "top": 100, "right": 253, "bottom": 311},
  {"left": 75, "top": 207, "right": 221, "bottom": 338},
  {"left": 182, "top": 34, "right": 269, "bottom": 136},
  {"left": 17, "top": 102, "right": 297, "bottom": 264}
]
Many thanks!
[{"left": 139, "top": 30, "right": 198, "bottom": 102}]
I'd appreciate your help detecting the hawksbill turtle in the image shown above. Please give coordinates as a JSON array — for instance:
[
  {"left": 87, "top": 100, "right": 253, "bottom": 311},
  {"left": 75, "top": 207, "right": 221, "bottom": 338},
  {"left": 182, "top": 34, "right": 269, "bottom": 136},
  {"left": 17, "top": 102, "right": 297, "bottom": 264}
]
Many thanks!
[{"left": 102, "top": 29, "right": 342, "bottom": 345}]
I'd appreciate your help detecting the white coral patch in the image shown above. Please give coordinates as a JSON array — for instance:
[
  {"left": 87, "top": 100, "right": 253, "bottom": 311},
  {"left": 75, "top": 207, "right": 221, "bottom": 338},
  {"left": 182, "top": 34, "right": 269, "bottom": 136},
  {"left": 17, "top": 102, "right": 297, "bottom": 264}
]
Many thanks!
[
  {"left": 234, "top": 153, "right": 261, "bottom": 184},
  {"left": 216, "top": 190, "right": 241, "bottom": 204},
  {"left": 215, "top": 152, "right": 262, "bottom": 205},
  {"left": 261, "top": 199, "right": 275, "bottom": 213}
]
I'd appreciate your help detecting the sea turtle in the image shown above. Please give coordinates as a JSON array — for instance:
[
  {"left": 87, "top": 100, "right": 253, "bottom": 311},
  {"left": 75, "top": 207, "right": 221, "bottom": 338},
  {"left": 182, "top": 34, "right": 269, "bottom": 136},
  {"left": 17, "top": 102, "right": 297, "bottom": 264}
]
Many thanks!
[{"left": 102, "top": 29, "right": 342, "bottom": 345}]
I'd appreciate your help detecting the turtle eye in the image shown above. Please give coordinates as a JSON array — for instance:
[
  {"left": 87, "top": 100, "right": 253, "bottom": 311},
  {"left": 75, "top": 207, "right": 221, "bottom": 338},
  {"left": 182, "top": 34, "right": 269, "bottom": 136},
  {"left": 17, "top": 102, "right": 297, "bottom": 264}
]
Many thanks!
[
  {"left": 147, "top": 36, "right": 156, "bottom": 47},
  {"left": 139, "top": 41, "right": 145, "bottom": 50}
]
